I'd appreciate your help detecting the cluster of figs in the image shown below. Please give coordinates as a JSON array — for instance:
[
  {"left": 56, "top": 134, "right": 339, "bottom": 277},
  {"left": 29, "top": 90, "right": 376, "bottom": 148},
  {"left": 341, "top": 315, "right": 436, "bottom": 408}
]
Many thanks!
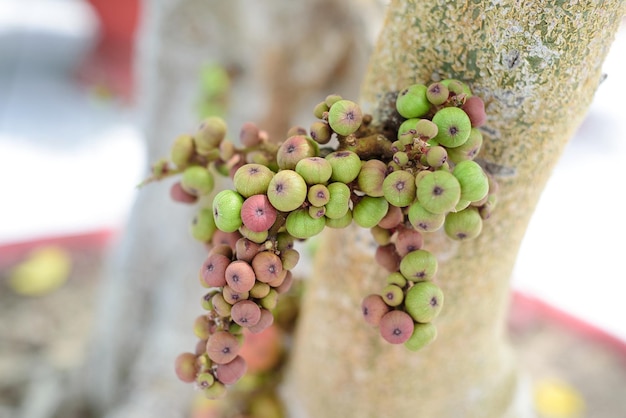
[{"left": 160, "top": 78, "right": 496, "bottom": 399}]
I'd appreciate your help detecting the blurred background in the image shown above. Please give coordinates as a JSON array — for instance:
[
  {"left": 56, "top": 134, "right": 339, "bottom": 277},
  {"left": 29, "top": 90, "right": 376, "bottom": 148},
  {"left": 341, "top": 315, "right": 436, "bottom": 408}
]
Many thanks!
[{"left": 0, "top": 1, "right": 624, "bottom": 417}]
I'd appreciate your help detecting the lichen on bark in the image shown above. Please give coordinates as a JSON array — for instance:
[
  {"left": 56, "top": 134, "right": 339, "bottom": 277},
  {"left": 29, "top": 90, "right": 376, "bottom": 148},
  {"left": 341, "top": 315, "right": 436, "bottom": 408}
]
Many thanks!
[{"left": 285, "top": 1, "right": 625, "bottom": 417}]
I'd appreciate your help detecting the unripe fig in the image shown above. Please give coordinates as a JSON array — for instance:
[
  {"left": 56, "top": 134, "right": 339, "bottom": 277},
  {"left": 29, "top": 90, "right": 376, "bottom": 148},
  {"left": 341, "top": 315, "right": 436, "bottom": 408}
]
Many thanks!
[
  {"left": 452, "top": 160, "right": 489, "bottom": 202},
  {"left": 233, "top": 164, "right": 274, "bottom": 197},
  {"left": 432, "top": 106, "right": 472, "bottom": 148},
  {"left": 404, "top": 281, "right": 444, "bottom": 323},
  {"left": 396, "top": 84, "right": 431, "bottom": 118},
  {"left": 353, "top": 196, "right": 389, "bottom": 229},
  {"left": 295, "top": 157, "right": 332, "bottom": 185},
  {"left": 212, "top": 190, "right": 244, "bottom": 232},
  {"left": 170, "top": 134, "right": 195, "bottom": 167},
  {"left": 328, "top": 99, "right": 363, "bottom": 136},
  {"left": 399, "top": 249, "right": 438, "bottom": 282},
  {"left": 326, "top": 150, "right": 362, "bottom": 183},
  {"left": 181, "top": 166, "right": 214, "bottom": 196},
  {"left": 404, "top": 322, "right": 437, "bottom": 351},
  {"left": 285, "top": 208, "right": 325, "bottom": 239},
  {"left": 267, "top": 170, "right": 308, "bottom": 212}
]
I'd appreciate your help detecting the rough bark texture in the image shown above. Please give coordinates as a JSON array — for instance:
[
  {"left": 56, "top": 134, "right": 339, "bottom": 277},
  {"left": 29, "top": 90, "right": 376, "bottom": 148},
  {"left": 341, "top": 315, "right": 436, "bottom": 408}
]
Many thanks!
[{"left": 286, "top": 1, "right": 625, "bottom": 417}]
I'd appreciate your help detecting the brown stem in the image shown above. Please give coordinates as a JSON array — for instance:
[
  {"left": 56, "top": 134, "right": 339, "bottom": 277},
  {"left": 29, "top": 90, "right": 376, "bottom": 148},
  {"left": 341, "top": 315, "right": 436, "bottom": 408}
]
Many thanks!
[{"left": 338, "top": 133, "right": 395, "bottom": 160}]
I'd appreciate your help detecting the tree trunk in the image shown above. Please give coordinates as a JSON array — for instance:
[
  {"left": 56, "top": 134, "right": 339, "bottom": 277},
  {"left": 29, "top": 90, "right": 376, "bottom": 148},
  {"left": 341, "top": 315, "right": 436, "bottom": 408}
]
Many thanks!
[{"left": 286, "top": 1, "right": 625, "bottom": 417}]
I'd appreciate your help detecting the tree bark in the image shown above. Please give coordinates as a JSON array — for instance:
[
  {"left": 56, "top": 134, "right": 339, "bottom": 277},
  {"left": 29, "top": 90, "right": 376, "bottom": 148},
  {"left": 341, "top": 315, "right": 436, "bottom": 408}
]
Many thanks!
[{"left": 286, "top": 1, "right": 625, "bottom": 417}]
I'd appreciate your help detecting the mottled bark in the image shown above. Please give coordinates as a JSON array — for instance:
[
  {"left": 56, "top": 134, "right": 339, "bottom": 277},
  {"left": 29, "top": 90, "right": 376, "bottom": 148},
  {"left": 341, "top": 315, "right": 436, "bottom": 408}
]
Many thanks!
[{"left": 286, "top": 1, "right": 625, "bottom": 417}]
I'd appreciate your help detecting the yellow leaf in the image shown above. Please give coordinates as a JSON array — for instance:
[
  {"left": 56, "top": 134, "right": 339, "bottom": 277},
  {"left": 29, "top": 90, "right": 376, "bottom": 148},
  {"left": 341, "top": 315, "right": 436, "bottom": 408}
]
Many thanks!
[
  {"left": 8, "top": 246, "right": 72, "bottom": 296},
  {"left": 534, "top": 378, "right": 585, "bottom": 418}
]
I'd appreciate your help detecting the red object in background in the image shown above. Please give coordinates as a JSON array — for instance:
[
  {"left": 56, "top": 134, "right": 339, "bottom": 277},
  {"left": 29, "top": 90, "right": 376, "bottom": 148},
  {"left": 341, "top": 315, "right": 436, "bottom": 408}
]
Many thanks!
[
  {"left": 509, "top": 291, "right": 626, "bottom": 358},
  {"left": 0, "top": 230, "right": 117, "bottom": 270},
  {"left": 76, "top": 0, "right": 140, "bottom": 101}
]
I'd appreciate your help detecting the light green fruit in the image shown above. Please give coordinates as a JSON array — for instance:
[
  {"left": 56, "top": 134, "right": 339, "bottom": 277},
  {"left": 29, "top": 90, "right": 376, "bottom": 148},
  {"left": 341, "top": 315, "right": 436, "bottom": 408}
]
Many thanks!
[
  {"left": 280, "top": 248, "right": 300, "bottom": 270},
  {"left": 370, "top": 225, "right": 392, "bottom": 245},
  {"left": 414, "top": 170, "right": 431, "bottom": 187},
  {"left": 239, "top": 225, "right": 268, "bottom": 244},
  {"left": 309, "top": 121, "right": 332, "bottom": 144},
  {"left": 396, "top": 84, "right": 431, "bottom": 118},
  {"left": 386, "top": 272, "right": 407, "bottom": 288},
  {"left": 202, "top": 380, "right": 227, "bottom": 400},
  {"left": 432, "top": 107, "right": 472, "bottom": 148},
  {"left": 415, "top": 119, "right": 439, "bottom": 140},
  {"left": 324, "top": 182, "right": 351, "bottom": 219},
  {"left": 196, "top": 116, "right": 227, "bottom": 150},
  {"left": 326, "top": 150, "right": 362, "bottom": 183},
  {"left": 196, "top": 371, "right": 215, "bottom": 389},
  {"left": 249, "top": 393, "right": 284, "bottom": 418},
  {"left": 250, "top": 281, "right": 271, "bottom": 299},
  {"left": 285, "top": 208, "right": 326, "bottom": 239},
  {"left": 308, "top": 205, "right": 326, "bottom": 219},
  {"left": 325, "top": 93, "right": 343, "bottom": 108},
  {"left": 276, "top": 135, "right": 317, "bottom": 170},
  {"left": 313, "top": 101, "right": 329, "bottom": 119},
  {"left": 380, "top": 284, "right": 404, "bottom": 307},
  {"left": 212, "top": 190, "right": 244, "bottom": 232},
  {"left": 426, "top": 82, "right": 449, "bottom": 106},
  {"left": 399, "top": 249, "right": 438, "bottom": 282},
  {"left": 425, "top": 146, "right": 448, "bottom": 169},
  {"left": 211, "top": 293, "right": 232, "bottom": 317},
  {"left": 444, "top": 206, "right": 483, "bottom": 240},
  {"left": 393, "top": 151, "right": 409, "bottom": 166},
  {"left": 276, "top": 232, "right": 295, "bottom": 251},
  {"left": 352, "top": 196, "right": 389, "bottom": 229},
  {"left": 447, "top": 128, "right": 483, "bottom": 163},
  {"left": 306, "top": 136, "right": 320, "bottom": 156},
  {"left": 295, "top": 157, "right": 332, "bottom": 185},
  {"left": 170, "top": 134, "right": 195, "bottom": 168},
  {"left": 260, "top": 289, "right": 279, "bottom": 310},
  {"left": 191, "top": 208, "right": 217, "bottom": 242},
  {"left": 408, "top": 201, "right": 445, "bottom": 232},
  {"left": 307, "top": 184, "right": 330, "bottom": 206},
  {"left": 404, "top": 281, "right": 444, "bottom": 322},
  {"left": 233, "top": 164, "right": 274, "bottom": 197},
  {"left": 441, "top": 78, "right": 472, "bottom": 97},
  {"left": 416, "top": 170, "right": 461, "bottom": 214},
  {"left": 357, "top": 159, "right": 387, "bottom": 197},
  {"left": 453, "top": 160, "right": 489, "bottom": 202},
  {"left": 325, "top": 209, "right": 352, "bottom": 228},
  {"left": 454, "top": 199, "right": 471, "bottom": 212},
  {"left": 219, "top": 139, "right": 235, "bottom": 161},
  {"left": 404, "top": 322, "right": 438, "bottom": 351},
  {"left": 267, "top": 170, "right": 307, "bottom": 212},
  {"left": 181, "top": 166, "right": 214, "bottom": 196},
  {"left": 327, "top": 99, "right": 363, "bottom": 136},
  {"left": 397, "top": 118, "right": 420, "bottom": 141},
  {"left": 382, "top": 170, "right": 416, "bottom": 207}
]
